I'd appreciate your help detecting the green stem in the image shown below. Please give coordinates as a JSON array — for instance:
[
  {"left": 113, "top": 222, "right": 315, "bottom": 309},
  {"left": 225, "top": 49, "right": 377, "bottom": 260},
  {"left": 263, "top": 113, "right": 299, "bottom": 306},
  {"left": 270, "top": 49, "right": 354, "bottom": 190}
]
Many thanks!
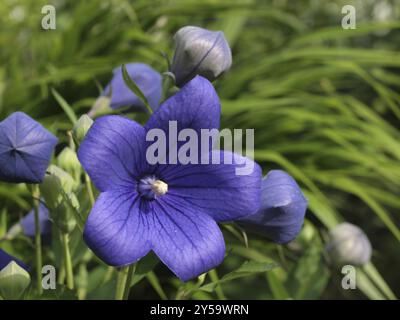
[
  {"left": 161, "top": 74, "right": 172, "bottom": 102},
  {"left": 102, "top": 266, "right": 114, "bottom": 284},
  {"left": 84, "top": 173, "right": 95, "bottom": 209},
  {"left": 209, "top": 269, "right": 226, "bottom": 300},
  {"left": 102, "top": 266, "right": 114, "bottom": 285},
  {"left": 144, "top": 102, "right": 153, "bottom": 115},
  {"left": 115, "top": 264, "right": 135, "bottom": 300},
  {"left": 147, "top": 271, "right": 167, "bottom": 300},
  {"left": 32, "top": 184, "right": 42, "bottom": 295},
  {"left": 57, "top": 248, "right": 66, "bottom": 285},
  {"left": 61, "top": 232, "right": 74, "bottom": 289},
  {"left": 175, "top": 286, "right": 187, "bottom": 300},
  {"left": 77, "top": 263, "right": 88, "bottom": 300},
  {"left": 123, "top": 264, "right": 136, "bottom": 300}
]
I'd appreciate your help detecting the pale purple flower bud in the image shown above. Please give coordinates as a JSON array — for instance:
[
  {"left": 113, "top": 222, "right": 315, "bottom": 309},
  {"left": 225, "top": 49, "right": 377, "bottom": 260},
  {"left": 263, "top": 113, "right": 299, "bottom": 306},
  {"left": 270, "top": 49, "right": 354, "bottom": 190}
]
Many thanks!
[
  {"left": 171, "top": 26, "right": 232, "bottom": 87},
  {"left": 327, "top": 223, "right": 372, "bottom": 266}
]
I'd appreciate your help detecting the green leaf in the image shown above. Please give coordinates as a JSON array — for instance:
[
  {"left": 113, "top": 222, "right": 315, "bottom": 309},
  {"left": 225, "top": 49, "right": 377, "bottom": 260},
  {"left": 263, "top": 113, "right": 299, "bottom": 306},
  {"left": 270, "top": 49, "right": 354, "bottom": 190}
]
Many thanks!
[
  {"left": 287, "top": 231, "right": 330, "bottom": 299},
  {"left": 356, "top": 270, "right": 386, "bottom": 300},
  {"left": 51, "top": 88, "right": 78, "bottom": 124},
  {"left": 59, "top": 189, "right": 84, "bottom": 233},
  {"left": 199, "top": 261, "right": 278, "bottom": 293},
  {"left": 267, "top": 270, "right": 291, "bottom": 300},
  {"left": 29, "top": 285, "right": 77, "bottom": 300},
  {"left": 362, "top": 263, "right": 397, "bottom": 300},
  {"left": 129, "top": 252, "right": 160, "bottom": 287},
  {"left": 87, "top": 277, "right": 117, "bottom": 300},
  {"left": 147, "top": 271, "right": 168, "bottom": 300},
  {"left": 121, "top": 64, "right": 152, "bottom": 114}
]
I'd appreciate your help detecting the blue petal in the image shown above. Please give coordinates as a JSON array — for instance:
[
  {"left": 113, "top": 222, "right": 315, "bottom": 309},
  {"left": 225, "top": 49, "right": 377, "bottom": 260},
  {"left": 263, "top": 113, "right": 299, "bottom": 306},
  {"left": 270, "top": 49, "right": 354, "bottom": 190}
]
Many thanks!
[
  {"left": 145, "top": 76, "right": 220, "bottom": 159},
  {"left": 151, "top": 196, "right": 225, "bottom": 281},
  {"left": 21, "top": 202, "right": 52, "bottom": 239},
  {"left": 144, "top": 76, "right": 221, "bottom": 166},
  {"left": 103, "top": 63, "right": 162, "bottom": 111},
  {"left": 0, "top": 112, "right": 58, "bottom": 183},
  {"left": 159, "top": 151, "right": 262, "bottom": 222},
  {"left": 83, "top": 190, "right": 152, "bottom": 266},
  {"left": 239, "top": 170, "right": 308, "bottom": 244},
  {"left": 78, "top": 115, "right": 149, "bottom": 192},
  {"left": 0, "top": 249, "right": 28, "bottom": 271}
]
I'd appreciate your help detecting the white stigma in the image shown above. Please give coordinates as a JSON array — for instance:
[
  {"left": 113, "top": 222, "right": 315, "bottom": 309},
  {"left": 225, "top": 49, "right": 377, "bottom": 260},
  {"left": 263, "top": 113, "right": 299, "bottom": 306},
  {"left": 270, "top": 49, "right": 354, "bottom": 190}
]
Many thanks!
[{"left": 151, "top": 180, "right": 168, "bottom": 197}]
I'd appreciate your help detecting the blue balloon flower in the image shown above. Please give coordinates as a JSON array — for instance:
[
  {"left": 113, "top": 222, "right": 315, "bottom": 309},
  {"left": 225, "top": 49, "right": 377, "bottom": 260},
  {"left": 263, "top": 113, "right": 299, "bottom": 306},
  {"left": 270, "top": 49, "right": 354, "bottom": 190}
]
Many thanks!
[
  {"left": 239, "top": 170, "right": 308, "bottom": 244},
  {"left": 0, "top": 249, "right": 28, "bottom": 272},
  {"left": 78, "top": 76, "right": 262, "bottom": 281},
  {"left": 21, "top": 203, "right": 52, "bottom": 242},
  {"left": 0, "top": 112, "right": 58, "bottom": 183},
  {"left": 102, "top": 63, "right": 162, "bottom": 112}
]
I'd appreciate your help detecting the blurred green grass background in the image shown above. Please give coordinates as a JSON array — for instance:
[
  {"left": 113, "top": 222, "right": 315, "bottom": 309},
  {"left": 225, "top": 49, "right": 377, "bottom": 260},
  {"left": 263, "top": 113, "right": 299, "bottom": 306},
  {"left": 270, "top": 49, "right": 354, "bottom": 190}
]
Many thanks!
[{"left": 0, "top": 0, "right": 399, "bottom": 299}]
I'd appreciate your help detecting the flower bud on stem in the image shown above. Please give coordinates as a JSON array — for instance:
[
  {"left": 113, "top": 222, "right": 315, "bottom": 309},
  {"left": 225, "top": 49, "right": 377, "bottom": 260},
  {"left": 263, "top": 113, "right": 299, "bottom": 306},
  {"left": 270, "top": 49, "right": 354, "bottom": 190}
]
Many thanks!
[{"left": 0, "top": 261, "right": 31, "bottom": 300}]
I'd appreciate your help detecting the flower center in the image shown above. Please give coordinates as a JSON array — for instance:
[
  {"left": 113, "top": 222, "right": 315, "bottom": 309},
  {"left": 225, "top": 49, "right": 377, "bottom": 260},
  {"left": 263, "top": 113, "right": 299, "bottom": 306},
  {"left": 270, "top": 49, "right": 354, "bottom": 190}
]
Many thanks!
[{"left": 138, "top": 175, "right": 168, "bottom": 200}]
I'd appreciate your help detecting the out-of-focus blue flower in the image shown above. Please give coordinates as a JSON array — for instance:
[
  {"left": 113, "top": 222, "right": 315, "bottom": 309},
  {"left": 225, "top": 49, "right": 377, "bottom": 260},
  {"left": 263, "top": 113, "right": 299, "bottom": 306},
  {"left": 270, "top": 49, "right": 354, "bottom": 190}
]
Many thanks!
[
  {"left": 78, "top": 76, "right": 261, "bottom": 281},
  {"left": 0, "top": 249, "right": 28, "bottom": 272},
  {"left": 171, "top": 26, "right": 232, "bottom": 87},
  {"left": 239, "top": 170, "right": 308, "bottom": 244},
  {"left": 89, "top": 63, "right": 162, "bottom": 116},
  {"left": 1, "top": 203, "right": 52, "bottom": 243},
  {"left": 21, "top": 203, "right": 52, "bottom": 242},
  {"left": 0, "top": 112, "right": 58, "bottom": 184}
]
